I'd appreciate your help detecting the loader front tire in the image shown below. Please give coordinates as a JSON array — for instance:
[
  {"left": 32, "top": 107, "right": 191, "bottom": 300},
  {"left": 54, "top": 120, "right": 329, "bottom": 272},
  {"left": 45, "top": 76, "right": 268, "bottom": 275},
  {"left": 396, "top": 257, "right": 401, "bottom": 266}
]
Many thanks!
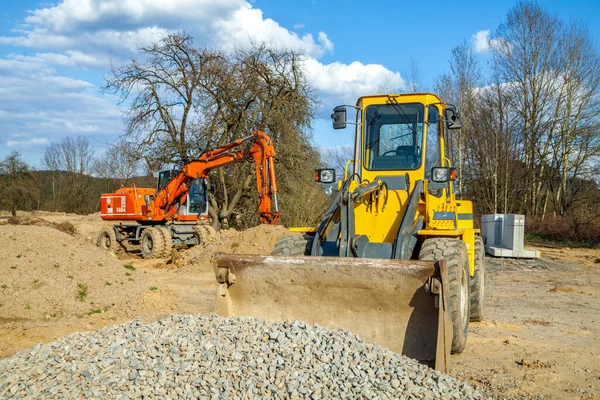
[
  {"left": 419, "top": 238, "right": 470, "bottom": 354},
  {"left": 140, "top": 228, "right": 165, "bottom": 259},
  {"left": 271, "top": 235, "right": 314, "bottom": 256},
  {"left": 97, "top": 227, "right": 119, "bottom": 253},
  {"left": 469, "top": 236, "right": 486, "bottom": 322}
]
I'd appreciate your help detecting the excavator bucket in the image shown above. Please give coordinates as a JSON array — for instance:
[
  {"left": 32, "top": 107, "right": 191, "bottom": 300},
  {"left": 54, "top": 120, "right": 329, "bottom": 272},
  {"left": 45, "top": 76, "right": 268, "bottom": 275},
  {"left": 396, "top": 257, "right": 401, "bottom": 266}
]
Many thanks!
[{"left": 214, "top": 255, "right": 452, "bottom": 372}]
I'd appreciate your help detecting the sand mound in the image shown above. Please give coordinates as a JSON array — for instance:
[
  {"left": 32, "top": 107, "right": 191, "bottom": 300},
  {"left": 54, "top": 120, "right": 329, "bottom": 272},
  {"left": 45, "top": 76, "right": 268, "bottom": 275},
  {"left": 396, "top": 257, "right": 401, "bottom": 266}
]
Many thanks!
[
  {"left": 175, "top": 224, "right": 292, "bottom": 272},
  {"left": 0, "top": 225, "right": 151, "bottom": 321},
  {"left": 7, "top": 216, "right": 76, "bottom": 236}
]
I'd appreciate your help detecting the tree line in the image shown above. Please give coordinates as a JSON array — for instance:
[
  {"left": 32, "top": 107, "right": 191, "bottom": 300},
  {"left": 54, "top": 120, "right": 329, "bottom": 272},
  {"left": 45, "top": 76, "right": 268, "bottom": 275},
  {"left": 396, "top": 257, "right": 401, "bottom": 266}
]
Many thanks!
[{"left": 435, "top": 1, "right": 600, "bottom": 241}]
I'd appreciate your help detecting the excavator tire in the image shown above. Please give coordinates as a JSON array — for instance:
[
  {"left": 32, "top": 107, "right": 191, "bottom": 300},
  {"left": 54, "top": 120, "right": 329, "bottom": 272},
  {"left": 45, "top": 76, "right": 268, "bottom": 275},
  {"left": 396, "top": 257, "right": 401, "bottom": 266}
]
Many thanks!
[
  {"left": 157, "top": 227, "right": 173, "bottom": 258},
  {"left": 97, "top": 227, "right": 119, "bottom": 253},
  {"left": 140, "top": 228, "right": 165, "bottom": 259},
  {"left": 194, "top": 225, "right": 217, "bottom": 246},
  {"left": 271, "top": 235, "right": 314, "bottom": 256},
  {"left": 469, "top": 236, "right": 486, "bottom": 322},
  {"left": 419, "top": 238, "right": 470, "bottom": 354}
]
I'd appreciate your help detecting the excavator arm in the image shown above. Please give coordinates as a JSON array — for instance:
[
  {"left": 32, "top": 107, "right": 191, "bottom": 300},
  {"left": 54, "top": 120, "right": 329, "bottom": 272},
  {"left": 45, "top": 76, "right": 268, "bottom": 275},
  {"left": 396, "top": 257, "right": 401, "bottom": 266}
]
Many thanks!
[{"left": 153, "top": 130, "right": 280, "bottom": 224}]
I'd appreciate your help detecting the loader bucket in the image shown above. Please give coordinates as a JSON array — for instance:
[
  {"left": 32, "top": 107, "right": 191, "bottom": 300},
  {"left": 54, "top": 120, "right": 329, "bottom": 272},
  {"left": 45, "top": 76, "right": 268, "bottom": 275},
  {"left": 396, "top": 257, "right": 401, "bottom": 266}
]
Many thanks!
[{"left": 214, "top": 255, "right": 452, "bottom": 372}]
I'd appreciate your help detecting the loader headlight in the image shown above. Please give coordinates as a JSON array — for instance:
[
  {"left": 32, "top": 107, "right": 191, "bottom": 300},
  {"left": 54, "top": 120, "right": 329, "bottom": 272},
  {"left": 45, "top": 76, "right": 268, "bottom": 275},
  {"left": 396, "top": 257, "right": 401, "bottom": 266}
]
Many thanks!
[
  {"left": 431, "top": 167, "right": 457, "bottom": 183},
  {"left": 314, "top": 168, "right": 336, "bottom": 184}
]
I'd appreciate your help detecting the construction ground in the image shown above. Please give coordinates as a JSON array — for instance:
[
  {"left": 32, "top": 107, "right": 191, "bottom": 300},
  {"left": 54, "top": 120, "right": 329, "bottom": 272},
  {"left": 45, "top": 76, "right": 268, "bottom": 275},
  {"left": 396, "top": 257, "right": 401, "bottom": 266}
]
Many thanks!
[{"left": 0, "top": 212, "right": 598, "bottom": 400}]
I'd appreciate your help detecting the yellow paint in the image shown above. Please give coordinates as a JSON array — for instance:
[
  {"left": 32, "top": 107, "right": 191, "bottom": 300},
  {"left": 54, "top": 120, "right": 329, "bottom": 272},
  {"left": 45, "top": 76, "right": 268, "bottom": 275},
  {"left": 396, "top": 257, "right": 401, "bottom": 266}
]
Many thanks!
[{"left": 289, "top": 227, "right": 317, "bottom": 233}]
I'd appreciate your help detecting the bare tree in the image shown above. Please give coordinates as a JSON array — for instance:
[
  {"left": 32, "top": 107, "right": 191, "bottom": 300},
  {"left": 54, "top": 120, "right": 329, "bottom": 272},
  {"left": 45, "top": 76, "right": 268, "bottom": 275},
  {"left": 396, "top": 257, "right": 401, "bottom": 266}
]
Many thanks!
[
  {"left": 93, "top": 139, "right": 143, "bottom": 182},
  {"left": 545, "top": 20, "right": 600, "bottom": 217},
  {"left": 41, "top": 136, "right": 95, "bottom": 213},
  {"left": 104, "top": 33, "right": 323, "bottom": 229},
  {"left": 491, "top": 1, "right": 563, "bottom": 215},
  {"left": 435, "top": 40, "right": 481, "bottom": 195},
  {"left": 404, "top": 58, "right": 422, "bottom": 93}
]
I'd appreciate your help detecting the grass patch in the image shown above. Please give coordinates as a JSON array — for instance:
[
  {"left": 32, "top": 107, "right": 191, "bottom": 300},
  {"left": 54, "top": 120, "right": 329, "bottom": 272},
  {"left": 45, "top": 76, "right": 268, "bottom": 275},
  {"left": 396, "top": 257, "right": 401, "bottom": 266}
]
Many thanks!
[
  {"left": 123, "top": 264, "right": 136, "bottom": 271},
  {"left": 149, "top": 286, "right": 158, "bottom": 291},
  {"left": 97, "top": 263, "right": 103, "bottom": 267},
  {"left": 53, "top": 263, "right": 60, "bottom": 268},
  {"left": 87, "top": 308, "right": 101, "bottom": 315},
  {"left": 76, "top": 283, "right": 88, "bottom": 302},
  {"left": 104, "top": 281, "right": 112, "bottom": 286},
  {"left": 9, "top": 266, "right": 16, "bottom": 270},
  {"left": 125, "top": 272, "right": 131, "bottom": 277},
  {"left": 66, "top": 274, "right": 73, "bottom": 279},
  {"left": 25, "top": 305, "right": 31, "bottom": 310},
  {"left": 16, "top": 254, "right": 23, "bottom": 258},
  {"left": 1, "top": 284, "right": 7, "bottom": 289}
]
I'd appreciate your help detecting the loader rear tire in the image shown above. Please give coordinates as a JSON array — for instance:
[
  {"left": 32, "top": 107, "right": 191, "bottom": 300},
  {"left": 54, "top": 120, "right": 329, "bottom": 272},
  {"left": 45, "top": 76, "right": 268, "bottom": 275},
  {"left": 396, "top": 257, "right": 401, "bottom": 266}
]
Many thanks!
[
  {"left": 271, "top": 235, "right": 314, "bottom": 256},
  {"left": 419, "top": 238, "right": 470, "bottom": 354},
  {"left": 140, "top": 228, "right": 165, "bottom": 259},
  {"left": 97, "top": 228, "right": 119, "bottom": 253},
  {"left": 469, "top": 236, "right": 486, "bottom": 322}
]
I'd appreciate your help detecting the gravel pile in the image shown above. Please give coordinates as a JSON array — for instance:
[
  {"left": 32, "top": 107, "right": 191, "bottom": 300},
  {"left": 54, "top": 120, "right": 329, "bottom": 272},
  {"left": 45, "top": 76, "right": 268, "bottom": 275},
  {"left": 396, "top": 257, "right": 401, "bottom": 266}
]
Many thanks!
[{"left": 0, "top": 315, "right": 485, "bottom": 399}]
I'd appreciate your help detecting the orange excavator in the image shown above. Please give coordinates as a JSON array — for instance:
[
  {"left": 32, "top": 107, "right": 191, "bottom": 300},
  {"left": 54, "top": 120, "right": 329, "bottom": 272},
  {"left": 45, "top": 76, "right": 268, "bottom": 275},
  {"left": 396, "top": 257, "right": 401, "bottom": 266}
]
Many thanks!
[{"left": 96, "top": 130, "right": 280, "bottom": 258}]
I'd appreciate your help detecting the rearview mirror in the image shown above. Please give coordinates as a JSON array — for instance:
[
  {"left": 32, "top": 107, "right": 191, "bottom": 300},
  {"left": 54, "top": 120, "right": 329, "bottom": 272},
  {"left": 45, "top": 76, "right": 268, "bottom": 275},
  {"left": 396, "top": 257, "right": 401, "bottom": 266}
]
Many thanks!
[
  {"left": 444, "top": 107, "right": 462, "bottom": 130},
  {"left": 331, "top": 106, "right": 347, "bottom": 130}
]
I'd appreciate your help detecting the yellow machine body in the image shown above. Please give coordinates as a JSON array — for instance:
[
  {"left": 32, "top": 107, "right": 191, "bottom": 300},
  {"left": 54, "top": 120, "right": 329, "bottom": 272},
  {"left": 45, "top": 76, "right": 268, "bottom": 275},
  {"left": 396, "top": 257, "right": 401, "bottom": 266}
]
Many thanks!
[{"left": 214, "top": 93, "right": 479, "bottom": 372}]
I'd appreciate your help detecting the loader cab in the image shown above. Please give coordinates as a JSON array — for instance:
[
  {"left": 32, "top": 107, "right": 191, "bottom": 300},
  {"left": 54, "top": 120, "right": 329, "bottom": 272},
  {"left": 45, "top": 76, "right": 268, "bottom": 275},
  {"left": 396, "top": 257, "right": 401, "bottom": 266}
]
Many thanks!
[{"left": 331, "top": 94, "right": 462, "bottom": 187}]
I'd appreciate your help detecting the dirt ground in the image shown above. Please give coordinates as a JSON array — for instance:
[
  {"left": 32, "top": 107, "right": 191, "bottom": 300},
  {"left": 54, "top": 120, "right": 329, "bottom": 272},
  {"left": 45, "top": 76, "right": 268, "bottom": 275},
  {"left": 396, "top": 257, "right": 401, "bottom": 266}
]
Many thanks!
[{"left": 1, "top": 212, "right": 599, "bottom": 399}]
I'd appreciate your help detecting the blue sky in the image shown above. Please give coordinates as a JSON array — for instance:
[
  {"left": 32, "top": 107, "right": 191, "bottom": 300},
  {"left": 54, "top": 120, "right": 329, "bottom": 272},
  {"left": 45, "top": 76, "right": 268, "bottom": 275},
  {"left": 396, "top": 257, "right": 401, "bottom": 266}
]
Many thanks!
[{"left": 1, "top": 0, "right": 599, "bottom": 167}]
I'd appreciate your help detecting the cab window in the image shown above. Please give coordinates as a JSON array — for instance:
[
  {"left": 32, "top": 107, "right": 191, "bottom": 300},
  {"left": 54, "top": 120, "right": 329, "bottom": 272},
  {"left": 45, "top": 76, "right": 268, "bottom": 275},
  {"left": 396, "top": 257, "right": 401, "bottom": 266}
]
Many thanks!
[
  {"left": 364, "top": 103, "right": 424, "bottom": 170},
  {"left": 425, "top": 105, "right": 441, "bottom": 179}
]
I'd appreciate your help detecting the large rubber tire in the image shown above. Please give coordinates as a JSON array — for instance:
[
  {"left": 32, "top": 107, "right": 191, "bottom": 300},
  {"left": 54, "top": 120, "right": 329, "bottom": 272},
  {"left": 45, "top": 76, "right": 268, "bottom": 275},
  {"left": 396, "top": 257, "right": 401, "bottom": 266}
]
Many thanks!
[
  {"left": 194, "top": 225, "right": 217, "bottom": 246},
  {"left": 271, "top": 235, "right": 314, "bottom": 256},
  {"left": 140, "top": 228, "right": 165, "bottom": 259},
  {"left": 419, "top": 238, "right": 470, "bottom": 354},
  {"left": 97, "top": 227, "right": 119, "bottom": 253},
  {"left": 157, "top": 227, "right": 173, "bottom": 258},
  {"left": 470, "top": 236, "right": 486, "bottom": 322}
]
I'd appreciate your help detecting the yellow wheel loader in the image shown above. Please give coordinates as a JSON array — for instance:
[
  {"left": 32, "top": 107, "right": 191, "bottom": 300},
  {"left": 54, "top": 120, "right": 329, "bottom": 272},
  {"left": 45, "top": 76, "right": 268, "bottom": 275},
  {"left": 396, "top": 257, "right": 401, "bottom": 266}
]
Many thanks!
[{"left": 213, "top": 93, "right": 486, "bottom": 372}]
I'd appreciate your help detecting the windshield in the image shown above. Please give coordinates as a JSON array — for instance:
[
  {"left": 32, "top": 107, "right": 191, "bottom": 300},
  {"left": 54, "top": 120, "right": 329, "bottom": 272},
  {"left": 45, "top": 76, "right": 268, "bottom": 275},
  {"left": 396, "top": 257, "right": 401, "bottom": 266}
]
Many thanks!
[
  {"left": 364, "top": 103, "right": 424, "bottom": 170},
  {"left": 188, "top": 179, "right": 208, "bottom": 214}
]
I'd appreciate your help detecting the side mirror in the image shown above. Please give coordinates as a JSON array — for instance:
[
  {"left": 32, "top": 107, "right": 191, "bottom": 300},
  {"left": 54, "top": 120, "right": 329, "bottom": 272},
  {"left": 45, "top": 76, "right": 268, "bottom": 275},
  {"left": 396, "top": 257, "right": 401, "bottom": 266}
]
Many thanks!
[
  {"left": 314, "top": 168, "right": 336, "bottom": 184},
  {"left": 444, "top": 108, "right": 463, "bottom": 130},
  {"left": 331, "top": 106, "right": 347, "bottom": 130}
]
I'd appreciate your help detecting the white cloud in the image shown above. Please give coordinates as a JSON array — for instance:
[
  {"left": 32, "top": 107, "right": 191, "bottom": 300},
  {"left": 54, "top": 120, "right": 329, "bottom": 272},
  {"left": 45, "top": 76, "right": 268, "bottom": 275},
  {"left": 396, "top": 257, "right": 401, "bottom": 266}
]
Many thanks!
[
  {"left": 0, "top": 0, "right": 406, "bottom": 162},
  {"left": 304, "top": 58, "right": 406, "bottom": 106},
  {"left": 0, "top": 57, "right": 122, "bottom": 163},
  {"left": 3, "top": 0, "right": 333, "bottom": 63},
  {"left": 7, "top": 138, "right": 50, "bottom": 147},
  {"left": 472, "top": 30, "right": 490, "bottom": 53},
  {"left": 472, "top": 29, "right": 509, "bottom": 54}
]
